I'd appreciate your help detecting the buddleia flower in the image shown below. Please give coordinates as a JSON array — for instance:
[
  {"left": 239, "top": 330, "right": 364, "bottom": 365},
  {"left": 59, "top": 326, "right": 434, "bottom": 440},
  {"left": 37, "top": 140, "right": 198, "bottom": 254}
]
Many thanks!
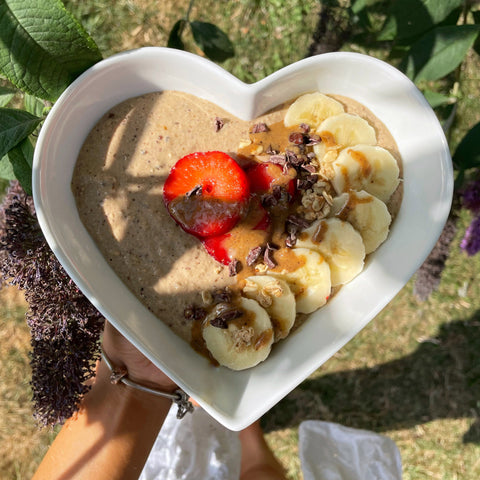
[
  {"left": 0, "top": 181, "right": 104, "bottom": 426},
  {"left": 459, "top": 178, "right": 480, "bottom": 257},
  {"left": 460, "top": 178, "right": 480, "bottom": 213},
  {"left": 460, "top": 215, "right": 480, "bottom": 256}
]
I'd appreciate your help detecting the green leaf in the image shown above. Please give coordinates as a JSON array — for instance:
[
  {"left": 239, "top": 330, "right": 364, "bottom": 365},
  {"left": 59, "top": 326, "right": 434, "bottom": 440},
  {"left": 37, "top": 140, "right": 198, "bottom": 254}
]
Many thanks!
[
  {"left": 378, "top": 0, "right": 463, "bottom": 41},
  {"left": 401, "top": 25, "right": 480, "bottom": 82},
  {"left": 190, "top": 21, "right": 234, "bottom": 62},
  {"left": 453, "top": 121, "right": 480, "bottom": 171},
  {"left": 474, "top": 10, "right": 480, "bottom": 56},
  {"left": 0, "top": 0, "right": 102, "bottom": 101},
  {"left": 6, "top": 137, "right": 34, "bottom": 194},
  {"left": 0, "top": 85, "right": 16, "bottom": 107},
  {"left": 351, "top": 0, "right": 383, "bottom": 15},
  {"left": 422, "top": 89, "right": 453, "bottom": 108},
  {"left": 167, "top": 19, "right": 187, "bottom": 51},
  {"left": 24, "top": 93, "right": 46, "bottom": 117},
  {"left": 0, "top": 152, "right": 15, "bottom": 180},
  {"left": 0, "top": 107, "right": 41, "bottom": 159}
]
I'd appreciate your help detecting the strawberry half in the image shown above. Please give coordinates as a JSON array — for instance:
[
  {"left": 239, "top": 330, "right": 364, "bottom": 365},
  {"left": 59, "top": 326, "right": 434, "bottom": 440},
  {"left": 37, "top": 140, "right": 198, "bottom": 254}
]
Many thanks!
[
  {"left": 163, "top": 151, "right": 250, "bottom": 238},
  {"left": 202, "top": 233, "right": 232, "bottom": 266}
]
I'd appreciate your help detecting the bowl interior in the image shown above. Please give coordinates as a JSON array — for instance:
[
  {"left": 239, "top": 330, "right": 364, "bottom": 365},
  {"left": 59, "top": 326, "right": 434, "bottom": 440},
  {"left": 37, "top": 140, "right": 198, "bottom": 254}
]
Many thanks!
[{"left": 33, "top": 47, "right": 453, "bottom": 430}]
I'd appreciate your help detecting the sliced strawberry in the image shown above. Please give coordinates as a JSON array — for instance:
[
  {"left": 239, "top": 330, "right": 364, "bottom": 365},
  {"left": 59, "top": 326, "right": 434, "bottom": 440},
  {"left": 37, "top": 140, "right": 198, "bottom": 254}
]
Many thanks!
[
  {"left": 202, "top": 201, "right": 271, "bottom": 265},
  {"left": 252, "top": 204, "right": 271, "bottom": 231},
  {"left": 246, "top": 162, "right": 296, "bottom": 197},
  {"left": 202, "top": 233, "right": 232, "bottom": 266},
  {"left": 163, "top": 151, "right": 250, "bottom": 238}
]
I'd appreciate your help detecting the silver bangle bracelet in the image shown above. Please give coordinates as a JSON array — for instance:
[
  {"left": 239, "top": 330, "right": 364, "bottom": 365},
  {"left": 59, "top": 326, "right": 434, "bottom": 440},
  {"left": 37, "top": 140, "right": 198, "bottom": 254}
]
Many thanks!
[{"left": 100, "top": 347, "right": 194, "bottom": 419}]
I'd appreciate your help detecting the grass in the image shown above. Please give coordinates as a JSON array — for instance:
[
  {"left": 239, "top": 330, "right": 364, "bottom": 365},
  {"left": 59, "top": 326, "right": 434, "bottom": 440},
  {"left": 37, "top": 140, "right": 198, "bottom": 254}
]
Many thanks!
[
  {"left": 0, "top": 288, "right": 60, "bottom": 479},
  {"left": 1, "top": 0, "right": 480, "bottom": 478}
]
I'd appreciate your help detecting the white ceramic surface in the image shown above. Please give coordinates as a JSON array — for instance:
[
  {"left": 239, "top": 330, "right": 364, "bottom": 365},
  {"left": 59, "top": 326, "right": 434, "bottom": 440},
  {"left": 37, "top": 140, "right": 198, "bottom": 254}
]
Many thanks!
[{"left": 32, "top": 47, "right": 453, "bottom": 431}]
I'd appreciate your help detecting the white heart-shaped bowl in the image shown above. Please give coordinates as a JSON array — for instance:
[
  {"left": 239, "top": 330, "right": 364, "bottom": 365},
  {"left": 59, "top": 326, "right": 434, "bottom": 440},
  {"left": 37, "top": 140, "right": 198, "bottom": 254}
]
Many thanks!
[{"left": 33, "top": 47, "right": 453, "bottom": 430}]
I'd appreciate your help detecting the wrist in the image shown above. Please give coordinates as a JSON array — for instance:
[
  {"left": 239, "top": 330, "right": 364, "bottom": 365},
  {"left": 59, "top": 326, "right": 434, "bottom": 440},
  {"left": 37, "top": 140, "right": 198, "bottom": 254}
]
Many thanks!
[
  {"left": 99, "top": 346, "right": 194, "bottom": 419},
  {"left": 101, "top": 342, "right": 177, "bottom": 392}
]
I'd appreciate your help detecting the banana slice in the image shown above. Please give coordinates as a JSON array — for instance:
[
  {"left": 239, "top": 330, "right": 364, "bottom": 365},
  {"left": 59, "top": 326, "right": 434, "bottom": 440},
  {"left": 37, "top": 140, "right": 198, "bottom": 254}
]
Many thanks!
[
  {"left": 314, "top": 113, "right": 377, "bottom": 161},
  {"left": 331, "top": 190, "right": 391, "bottom": 254},
  {"left": 284, "top": 92, "right": 345, "bottom": 129},
  {"left": 295, "top": 217, "right": 365, "bottom": 286},
  {"left": 202, "top": 297, "right": 274, "bottom": 371},
  {"left": 330, "top": 145, "right": 400, "bottom": 203},
  {"left": 242, "top": 275, "right": 296, "bottom": 341},
  {"left": 268, "top": 247, "right": 331, "bottom": 314}
]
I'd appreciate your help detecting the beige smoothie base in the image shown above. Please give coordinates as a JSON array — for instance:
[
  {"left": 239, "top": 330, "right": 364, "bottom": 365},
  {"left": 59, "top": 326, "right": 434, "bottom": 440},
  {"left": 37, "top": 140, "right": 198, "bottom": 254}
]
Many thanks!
[{"left": 71, "top": 90, "right": 402, "bottom": 363}]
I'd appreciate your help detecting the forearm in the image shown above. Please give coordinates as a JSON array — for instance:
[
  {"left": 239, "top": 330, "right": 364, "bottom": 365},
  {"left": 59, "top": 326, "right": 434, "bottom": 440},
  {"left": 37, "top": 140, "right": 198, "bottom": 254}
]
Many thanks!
[{"left": 33, "top": 359, "right": 172, "bottom": 480}]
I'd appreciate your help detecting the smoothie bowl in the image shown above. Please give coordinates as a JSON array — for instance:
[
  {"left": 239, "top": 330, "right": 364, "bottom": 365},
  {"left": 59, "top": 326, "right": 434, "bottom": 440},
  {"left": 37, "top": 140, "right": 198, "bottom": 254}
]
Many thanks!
[{"left": 33, "top": 47, "right": 453, "bottom": 430}]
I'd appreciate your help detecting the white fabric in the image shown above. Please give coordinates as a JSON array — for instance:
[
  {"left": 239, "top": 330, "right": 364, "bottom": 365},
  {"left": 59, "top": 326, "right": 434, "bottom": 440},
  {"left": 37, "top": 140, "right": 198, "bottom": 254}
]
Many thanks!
[
  {"left": 299, "top": 421, "right": 402, "bottom": 480},
  {"left": 140, "top": 407, "right": 402, "bottom": 480},
  {"left": 139, "top": 406, "right": 241, "bottom": 480}
]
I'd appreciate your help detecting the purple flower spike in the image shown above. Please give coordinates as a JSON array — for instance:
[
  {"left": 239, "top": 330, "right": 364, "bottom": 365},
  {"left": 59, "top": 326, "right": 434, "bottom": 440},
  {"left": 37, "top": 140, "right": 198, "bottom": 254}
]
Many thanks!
[
  {"left": 461, "top": 179, "right": 480, "bottom": 213},
  {"left": 460, "top": 215, "right": 480, "bottom": 256}
]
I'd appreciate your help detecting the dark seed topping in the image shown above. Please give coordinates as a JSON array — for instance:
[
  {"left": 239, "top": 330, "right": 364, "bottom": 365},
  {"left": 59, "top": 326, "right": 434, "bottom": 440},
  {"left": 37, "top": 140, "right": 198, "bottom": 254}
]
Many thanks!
[
  {"left": 228, "top": 258, "right": 241, "bottom": 276},
  {"left": 286, "top": 214, "right": 311, "bottom": 230},
  {"left": 266, "top": 145, "right": 279, "bottom": 155},
  {"left": 299, "top": 123, "right": 310, "bottom": 133},
  {"left": 210, "top": 308, "right": 244, "bottom": 329},
  {"left": 184, "top": 305, "right": 207, "bottom": 321},
  {"left": 269, "top": 154, "right": 286, "bottom": 165},
  {"left": 212, "top": 289, "right": 232, "bottom": 304},
  {"left": 185, "top": 184, "right": 202, "bottom": 197},
  {"left": 306, "top": 134, "right": 321, "bottom": 145},
  {"left": 285, "top": 231, "right": 297, "bottom": 248},
  {"left": 288, "top": 132, "right": 306, "bottom": 145},
  {"left": 297, "top": 175, "right": 317, "bottom": 190},
  {"left": 264, "top": 243, "right": 278, "bottom": 269},
  {"left": 214, "top": 117, "right": 225, "bottom": 132},
  {"left": 251, "top": 122, "right": 269, "bottom": 133},
  {"left": 301, "top": 163, "right": 317, "bottom": 174},
  {"left": 246, "top": 246, "right": 263, "bottom": 266}
]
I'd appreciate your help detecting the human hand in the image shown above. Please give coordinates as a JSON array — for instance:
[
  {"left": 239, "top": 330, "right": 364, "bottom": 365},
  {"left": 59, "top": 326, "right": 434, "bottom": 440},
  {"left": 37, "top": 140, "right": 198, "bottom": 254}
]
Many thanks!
[{"left": 101, "top": 321, "right": 177, "bottom": 392}]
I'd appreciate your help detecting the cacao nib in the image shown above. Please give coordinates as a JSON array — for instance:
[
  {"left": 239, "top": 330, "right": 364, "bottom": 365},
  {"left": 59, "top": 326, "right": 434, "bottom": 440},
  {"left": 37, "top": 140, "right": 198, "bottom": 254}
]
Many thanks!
[
  {"left": 306, "top": 134, "right": 321, "bottom": 145},
  {"left": 286, "top": 214, "right": 311, "bottom": 230},
  {"left": 251, "top": 122, "right": 269, "bottom": 133},
  {"left": 212, "top": 289, "right": 232, "bottom": 304},
  {"left": 214, "top": 117, "right": 225, "bottom": 132},
  {"left": 185, "top": 184, "right": 202, "bottom": 197},
  {"left": 285, "top": 231, "right": 297, "bottom": 248},
  {"left": 297, "top": 175, "right": 317, "bottom": 190},
  {"left": 184, "top": 305, "right": 207, "bottom": 321},
  {"left": 269, "top": 154, "right": 286, "bottom": 165},
  {"left": 246, "top": 246, "right": 263, "bottom": 266},
  {"left": 211, "top": 308, "right": 244, "bottom": 328},
  {"left": 264, "top": 243, "right": 278, "bottom": 269},
  {"left": 288, "top": 132, "right": 306, "bottom": 145},
  {"left": 261, "top": 193, "right": 277, "bottom": 208},
  {"left": 228, "top": 258, "right": 241, "bottom": 276},
  {"left": 301, "top": 163, "right": 317, "bottom": 174},
  {"left": 266, "top": 145, "right": 279, "bottom": 155}
]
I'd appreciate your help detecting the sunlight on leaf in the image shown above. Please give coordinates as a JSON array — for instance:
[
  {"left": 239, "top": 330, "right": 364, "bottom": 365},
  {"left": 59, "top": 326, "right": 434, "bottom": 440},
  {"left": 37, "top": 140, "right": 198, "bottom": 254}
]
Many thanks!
[
  {"left": 0, "top": 85, "right": 16, "bottom": 107},
  {"left": 378, "top": 0, "right": 463, "bottom": 41},
  {"left": 401, "top": 25, "right": 480, "bottom": 82},
  {"left": 0, "top": 0, "right": 102, "bottom": 101}
]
